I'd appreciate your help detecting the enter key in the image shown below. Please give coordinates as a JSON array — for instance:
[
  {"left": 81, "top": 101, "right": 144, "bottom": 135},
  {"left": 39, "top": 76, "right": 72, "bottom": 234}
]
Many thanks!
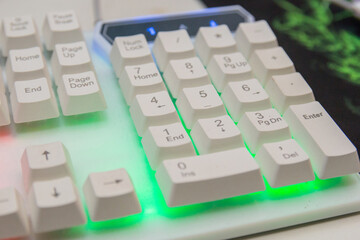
[{"left": 283, "top": 101, "right": 360, "bottom": 179}]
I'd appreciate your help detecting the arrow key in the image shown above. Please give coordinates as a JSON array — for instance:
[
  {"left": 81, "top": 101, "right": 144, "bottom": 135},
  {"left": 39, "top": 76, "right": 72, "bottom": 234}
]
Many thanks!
[
  {"left": 83, "top": 168, "right": 142, "bottom": 221},
  {"left": 28, "top": 177, "right": 86, "bottom": 233},
  {"left": 21, "top": 141, "right": 73, "bottom": 192}
]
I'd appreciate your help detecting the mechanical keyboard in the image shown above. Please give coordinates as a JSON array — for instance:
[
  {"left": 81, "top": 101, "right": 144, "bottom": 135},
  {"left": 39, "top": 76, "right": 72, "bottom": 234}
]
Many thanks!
[{"left": 1, "top": 5, "right": 360, "bottom": 240}]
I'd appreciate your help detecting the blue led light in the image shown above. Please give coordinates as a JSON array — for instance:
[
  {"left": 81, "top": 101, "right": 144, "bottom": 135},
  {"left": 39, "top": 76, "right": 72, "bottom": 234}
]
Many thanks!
[
  {"left": 209, "top": 20, "right": 218, "bottom": 27},
  {"left": 147, "top": 27, "right": 156, "bottom": 36}
]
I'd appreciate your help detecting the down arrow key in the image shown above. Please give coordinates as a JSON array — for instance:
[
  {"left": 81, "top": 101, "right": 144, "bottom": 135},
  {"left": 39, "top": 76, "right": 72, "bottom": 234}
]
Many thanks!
[{"left": 52, "top": 187, "right": 60, "bottom": 198}]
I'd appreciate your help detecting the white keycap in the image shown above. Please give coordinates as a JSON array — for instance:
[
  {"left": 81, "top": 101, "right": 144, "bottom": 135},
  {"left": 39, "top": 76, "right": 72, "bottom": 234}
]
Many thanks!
[
  {"left": 265, "top": 72, "right": 315, "bottom": 114},
  {"left": 142, "top": 122, "right": 196, "bottom": 170},
  {"left": 238, "top": 108, "right": 291, "bottom": 153},
  {"left": 221, "top": 79, "right": 271, "bottom": 122},
  {"left": 10, "top": 77, "right": 59, "bottom": 123},
  {"left": 255, "top": 139, "right": 315, "bottom": 188},
  {"left": 0, "top": 15, "right": 41, "bottom": 56},
  {"left": 51, "top": 41, "right": 94, "bottom": 84},
  {"left": 162, "top": 57, "right": 210, "bottom": 98},
  {"left": 152, "top": 29, "right": 196, "bottom": 72},
  {"left": 235, "top": 20, "right": 278, "bottom": 59},
  {"left": 283, "top": 101, "right": 360, "bottom": 179},
  {"left": 83, "top": 168, "right": 141, "bottom": 221},
  {"left": 5, "top": 47, "right": 50, "bottom": 86},
  {"left": 28, "top": 177, "right": 86, "bottom": 233},
  {"left": 57, "top": 71, "right": 107, "bottom": 115},
  {"left": 176, "top": 84, "right": 226, "bottom": 129},
  {"left": 21, "top": 141, "right": 73, "bottom": 192},
  {"left": 249, "top": 47, "right": 295, "bottom": 86},
  {"left": 207, "top": 52, "right": 253, "bottom": 92},
  {"left": 110, "top": 34, "right": 153, "bottom": 77},
  {"left": 0, "top": 93, "right": 11, "bottom": 126},
  {"left": 191, "top": 115, "right": 244, "bottom": 154},
  {"left": 43, "top": 10, "right": 84, "bottom": 51},
  {"left": 194, "top": 25, "right": 237, "bottom": 66},
  {"left": 119, "top": 62, "right": 166, "bottom": 105},
  {"left": 130, "top": 91, "right": 180, "bottom": 136},
  {"left": 156, "top": 148, "right": 265, "bottom": 207},
  {"left": 0, "top": 187, "right": 30, "bottom": 239}
]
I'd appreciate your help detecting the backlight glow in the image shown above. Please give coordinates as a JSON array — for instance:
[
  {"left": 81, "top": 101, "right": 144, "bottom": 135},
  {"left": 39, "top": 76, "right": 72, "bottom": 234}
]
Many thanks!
[
  {"left": 209, "top": 20, "right": 218, "bottom": 27},
  {"left": 146, "top": 27, "right": 156, "bottom": 36}
]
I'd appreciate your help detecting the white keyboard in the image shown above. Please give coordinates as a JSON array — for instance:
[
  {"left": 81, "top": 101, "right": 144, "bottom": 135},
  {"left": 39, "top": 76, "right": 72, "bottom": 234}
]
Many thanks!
[{"left": 0, "top": 5, "right": 360, "bottom": 240}]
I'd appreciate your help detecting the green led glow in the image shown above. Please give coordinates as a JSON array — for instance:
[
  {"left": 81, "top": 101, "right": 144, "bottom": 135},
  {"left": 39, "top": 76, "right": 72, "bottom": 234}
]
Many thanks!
[
  {"left": 62, "top": 112, "right": 107, "bottom": 126},
  {"left": 243, "top": 141, "right": 255, "bottom": 157},
  {"left": 263, "top": 176, "right": 343, "bottom": 199},
  {"left": 85, "top": 209, "right": 144, "bottom": 232}
]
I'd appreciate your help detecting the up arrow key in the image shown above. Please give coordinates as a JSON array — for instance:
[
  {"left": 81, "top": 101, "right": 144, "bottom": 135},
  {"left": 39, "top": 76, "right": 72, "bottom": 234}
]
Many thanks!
[
  {"left": 21, "top": 142, "right": 73, "bottom": 193},
  {"left": 42, "top": 151, "right": 50, "bottom": 160}
]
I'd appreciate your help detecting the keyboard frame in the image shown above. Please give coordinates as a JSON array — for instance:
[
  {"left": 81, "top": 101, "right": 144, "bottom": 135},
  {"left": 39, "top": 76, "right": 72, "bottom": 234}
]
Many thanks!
[
  {"left": 1, "top": 5, "right": 360, "bottom": 240},
  {"left": 93, "top": 5, "right": 255, "bottom": 55}
]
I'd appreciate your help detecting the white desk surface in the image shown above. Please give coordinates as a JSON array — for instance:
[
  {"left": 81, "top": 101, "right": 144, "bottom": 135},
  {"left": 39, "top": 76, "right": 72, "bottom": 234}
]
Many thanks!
[{"left": 0, "top": 0, "right": 359, "bottom": 239}]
